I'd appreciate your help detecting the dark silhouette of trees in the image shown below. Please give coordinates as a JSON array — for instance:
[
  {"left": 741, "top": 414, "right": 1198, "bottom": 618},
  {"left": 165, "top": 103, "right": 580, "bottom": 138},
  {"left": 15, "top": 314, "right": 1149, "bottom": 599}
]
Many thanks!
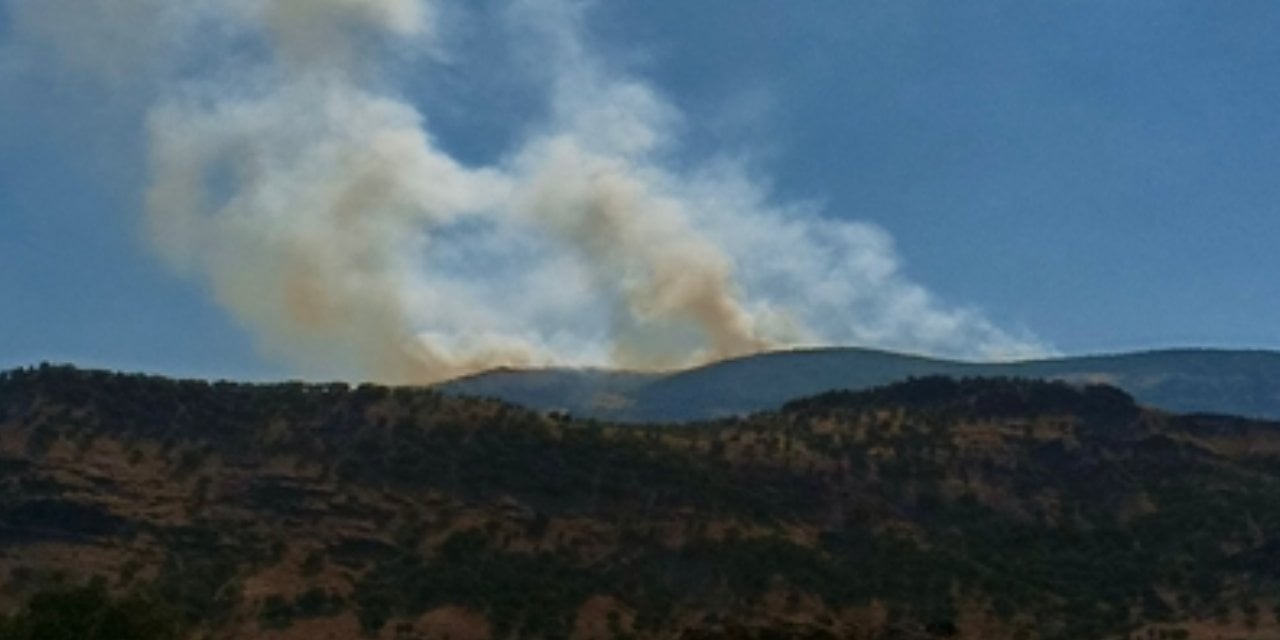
[{"left": 0, "top": 582, "right": 182, "bottom": 640}]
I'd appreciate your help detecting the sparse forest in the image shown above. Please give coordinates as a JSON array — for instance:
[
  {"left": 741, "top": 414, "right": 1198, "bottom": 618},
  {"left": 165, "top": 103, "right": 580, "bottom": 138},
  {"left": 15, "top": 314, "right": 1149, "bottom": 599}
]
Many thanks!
[{"left": 2, "top": 365, "right": 1280, "bottom": 639}]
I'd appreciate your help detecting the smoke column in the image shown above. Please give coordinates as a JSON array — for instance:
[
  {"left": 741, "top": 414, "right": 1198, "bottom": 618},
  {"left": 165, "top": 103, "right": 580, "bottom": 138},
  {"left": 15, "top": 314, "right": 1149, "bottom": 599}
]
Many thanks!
[{"left": 3, "top": 0, "right": 1050, "bottom": 383}]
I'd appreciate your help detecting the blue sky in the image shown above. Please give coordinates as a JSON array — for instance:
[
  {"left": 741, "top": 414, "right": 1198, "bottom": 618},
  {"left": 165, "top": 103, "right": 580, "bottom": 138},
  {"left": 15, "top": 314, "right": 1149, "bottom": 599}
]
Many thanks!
[{"left": 2, "top": 0, "right": 1278, "bottom": 380}]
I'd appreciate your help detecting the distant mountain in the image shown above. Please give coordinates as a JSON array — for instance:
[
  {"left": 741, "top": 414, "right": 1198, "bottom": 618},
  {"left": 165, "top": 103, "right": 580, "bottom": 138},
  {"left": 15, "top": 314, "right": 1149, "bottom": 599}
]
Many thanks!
[
  {"left": 5, "top": 365, "right": 1280, "bottom": 639},
  {"left": 439, "top": 347, "right": 1280, "bottom": 422}
]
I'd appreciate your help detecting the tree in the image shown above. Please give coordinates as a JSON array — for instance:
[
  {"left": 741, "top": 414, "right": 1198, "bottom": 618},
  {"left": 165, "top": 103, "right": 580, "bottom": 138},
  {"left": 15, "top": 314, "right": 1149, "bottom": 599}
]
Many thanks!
[{"left": 0, "top": 582, "right": 183, "bottom": 640}]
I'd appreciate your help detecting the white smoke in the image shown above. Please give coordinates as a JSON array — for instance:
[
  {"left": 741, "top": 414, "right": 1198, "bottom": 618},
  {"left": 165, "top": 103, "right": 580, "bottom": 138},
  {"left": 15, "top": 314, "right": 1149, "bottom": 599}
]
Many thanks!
[{"left": 3, "top": 0, "right": 1050, "bottom": 383}]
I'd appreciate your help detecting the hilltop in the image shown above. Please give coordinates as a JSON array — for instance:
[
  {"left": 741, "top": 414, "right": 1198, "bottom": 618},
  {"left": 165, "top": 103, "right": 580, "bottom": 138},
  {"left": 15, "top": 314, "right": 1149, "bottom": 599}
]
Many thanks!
[
  {"left": 439, "top": 347, "right": 1280, "bottom": 422},
  {"left": 2, "top": 365, "right": 1280, "bottom": 639}
]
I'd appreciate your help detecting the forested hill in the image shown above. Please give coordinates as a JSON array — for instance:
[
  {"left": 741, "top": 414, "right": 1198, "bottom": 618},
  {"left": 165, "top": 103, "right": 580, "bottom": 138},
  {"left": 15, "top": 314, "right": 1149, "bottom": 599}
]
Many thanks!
[{"left": 2, "top": 365, "right": 1280, "bottom": 640}]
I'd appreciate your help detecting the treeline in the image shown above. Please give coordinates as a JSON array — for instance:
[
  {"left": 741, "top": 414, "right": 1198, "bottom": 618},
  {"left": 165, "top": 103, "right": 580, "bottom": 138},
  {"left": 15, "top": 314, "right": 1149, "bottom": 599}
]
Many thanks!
[{"left": 784, "top": 375, "right": 1140, "bottom": 423}]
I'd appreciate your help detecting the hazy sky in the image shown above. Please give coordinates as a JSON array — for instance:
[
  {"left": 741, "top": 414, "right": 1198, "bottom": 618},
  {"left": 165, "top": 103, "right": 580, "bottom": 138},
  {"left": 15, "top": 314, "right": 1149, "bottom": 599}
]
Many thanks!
[{"left": 2, "top": 0, "right": 1278, "bottom": 380}]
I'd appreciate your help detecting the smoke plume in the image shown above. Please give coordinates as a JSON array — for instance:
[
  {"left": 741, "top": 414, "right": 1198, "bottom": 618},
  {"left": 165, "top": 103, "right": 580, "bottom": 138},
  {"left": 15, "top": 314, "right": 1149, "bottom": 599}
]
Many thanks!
[{"left": 3, "top": 0, "right": 1050, "bottom": 382}]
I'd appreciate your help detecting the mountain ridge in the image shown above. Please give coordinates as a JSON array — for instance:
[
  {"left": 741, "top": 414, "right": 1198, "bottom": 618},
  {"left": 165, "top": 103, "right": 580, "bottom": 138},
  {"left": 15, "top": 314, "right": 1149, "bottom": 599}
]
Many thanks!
[{"left": 438, "top": 347, "right": 1280, "bottom": 422}]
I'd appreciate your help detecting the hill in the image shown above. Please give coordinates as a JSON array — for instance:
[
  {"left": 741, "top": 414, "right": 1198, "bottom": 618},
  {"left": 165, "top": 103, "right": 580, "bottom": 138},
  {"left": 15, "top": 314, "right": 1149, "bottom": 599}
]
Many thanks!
[
  {"left": 3, "top": 365, "right": 1280, "bottom": 638},
  {"left": 439, "top": 347, "right": 1280, "bottom": 422}
]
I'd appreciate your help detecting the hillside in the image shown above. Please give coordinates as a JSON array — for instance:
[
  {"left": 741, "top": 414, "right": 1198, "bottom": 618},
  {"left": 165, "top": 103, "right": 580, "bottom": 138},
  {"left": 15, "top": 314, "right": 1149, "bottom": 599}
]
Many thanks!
[
  {"left": 3, "top": 365, "right": 1280, "bottom": 639},
  {"left": 439, "top": 347, "right": 1280, "bottom": 422}
]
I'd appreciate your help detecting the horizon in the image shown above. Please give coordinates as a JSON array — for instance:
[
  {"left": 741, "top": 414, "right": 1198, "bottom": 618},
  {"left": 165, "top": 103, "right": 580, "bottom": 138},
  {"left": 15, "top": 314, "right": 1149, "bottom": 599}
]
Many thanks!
[{"left": 7, "top": 344, "right": 1280, "bottom": 387}]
